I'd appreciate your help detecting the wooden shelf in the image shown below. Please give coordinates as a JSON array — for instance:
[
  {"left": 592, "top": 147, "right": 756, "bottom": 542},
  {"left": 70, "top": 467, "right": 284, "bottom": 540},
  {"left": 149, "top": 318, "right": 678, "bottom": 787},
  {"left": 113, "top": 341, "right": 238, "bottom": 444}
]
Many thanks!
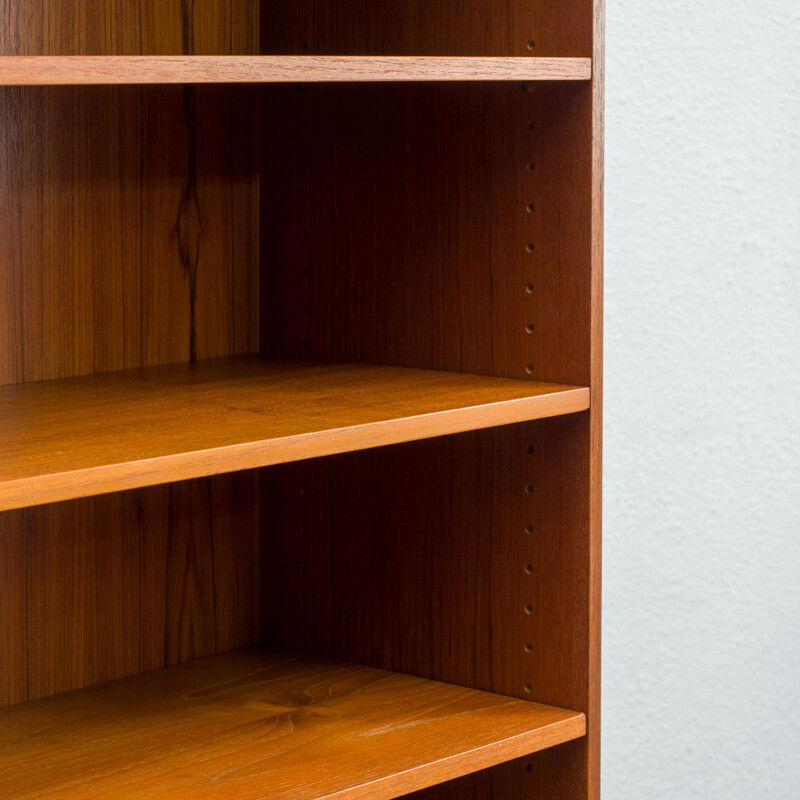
[
  {"left": 0, "top": 648, "right": 586, "bottom": 800},
  {"left": 0, "top": 357, "right": 588, "bottom": 511},
  {"left": 0, "top": 55, "right": 592, "bottom": 85}
]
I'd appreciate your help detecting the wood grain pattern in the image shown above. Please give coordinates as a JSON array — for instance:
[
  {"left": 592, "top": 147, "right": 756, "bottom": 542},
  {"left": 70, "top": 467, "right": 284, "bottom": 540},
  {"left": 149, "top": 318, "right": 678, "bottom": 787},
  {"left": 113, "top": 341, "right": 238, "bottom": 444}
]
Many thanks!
[
  {"left": 261, "top": 0, "right": 592, "bottom": 58},
  {"left": 262, "top": 81, "right": 592, "bottom": 386},
  {"left": 0, "top": 3, "right": 260, "bottom": 383},
  {"left": 262, "top": 416, "right": 590, "bottom": 697},
  {"left": 0, "top": 357, "right": 588, "bottom": 511},
  {"left": 261, "top": 417, "right": 593, "bottom": 798},
  {"left": 0, "top": 1, "right": 603, "bottom": 798},
  {"left": 0, "top": 472, "right": 259, "bottom": 709},
  {"left": 260, "top": 4, "right": 602, "bottom": 798},
  {"left": 0, "top": 55, "right": 592, "bottom": 85},
  {"left": 0, "top": 0, "right": 262, "bottom": 715},
  {"left": 0, "top": 83, "right": 258, "bottom": 386},
  {"left": 0, "top": 647, "right": 585, "bottom": 800},
  {"left": 0, "top": 1, "right": 258, "bottom": 57}
]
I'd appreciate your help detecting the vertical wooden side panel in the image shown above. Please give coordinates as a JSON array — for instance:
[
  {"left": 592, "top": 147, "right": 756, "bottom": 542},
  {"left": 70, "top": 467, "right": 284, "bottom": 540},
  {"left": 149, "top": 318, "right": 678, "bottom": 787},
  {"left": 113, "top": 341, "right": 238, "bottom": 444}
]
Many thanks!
[
  {"left": 261, "top": 432, "right": 497, "bottom": 689},
  {"left": 262, "top": 81, "right": 591, "bottom": 386},
  {"left": 488, "top": 416, "right": 594, "bottom": 800},
  {"left": 0, "top": 473, "right": 260, "bottom": 709},
  {"left": 260, "top": 416, "right": 593, "bottom": 799},
  {"left": 259, "top": 1, "right": 602, "bottom": 796}
]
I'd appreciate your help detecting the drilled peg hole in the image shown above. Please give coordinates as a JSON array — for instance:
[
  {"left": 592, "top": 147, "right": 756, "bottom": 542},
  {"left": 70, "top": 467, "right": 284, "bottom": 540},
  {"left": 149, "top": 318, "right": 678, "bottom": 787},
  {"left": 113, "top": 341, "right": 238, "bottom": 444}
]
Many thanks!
[
  {"left": 528, "top": 120, "right": 536, "bottom": 131},
  {"left": 300, "top": 489, "right": 308, "bottom": 498},
  {"left": 524, "top": 604, "right": 533, "bottom": 614},
  {"left": 301, "top": 42, "right": 309, "bottom": 50},
  {"left": 526, "top": 242, "right": 535, "bottom": 253},
  {"left": 526, "top": 202, "right": 535, "bottom": 213},
  {"left": 525, "top": 484, "right": 534, "bottom": 494},
  {"left": 297, "top": 82, "right": 307, "bottom": 92},
  {"left": 525, "top": 762, "right": 533, "bottom": 773},
  {"left": 301, "top": 229, "right": 309, "bottom": 239},
  {"left": 301, "top": 267, "right": 309, "bottom": 276},
  {"left": 525, "top": 564, "right": 533, "bottom": 574},
  {"left": 301, "top": 154, "right": 309, "bottom": 165},
  {"left": 526, "top": 161, "right": 536, "bottom": 172},
  {"left": 526, "top": 323, "right": 535, "bottom": 334},
  {"left": 525, "top": 524, "right": 533, "bottom": 535},
  {"left": 527, "top": 40, "right": 536, "bottom": 50},
  {"left": 524, "top": 643, "right": 533, "bottom": 654},
  {"left": 526, "top": 364, "right": 534, "bottom": 375},
  {"left": 526, "top": 283, "right": 535, "bottom": 294},
  {"left": 300, "top": 340, "right": 309, "bottom": 350},
  {"left": 526, "top": 444, "right": 534, "bottom": 454},
  {"left": 524, "top": 683, "right": 533, "bottom": 694}
]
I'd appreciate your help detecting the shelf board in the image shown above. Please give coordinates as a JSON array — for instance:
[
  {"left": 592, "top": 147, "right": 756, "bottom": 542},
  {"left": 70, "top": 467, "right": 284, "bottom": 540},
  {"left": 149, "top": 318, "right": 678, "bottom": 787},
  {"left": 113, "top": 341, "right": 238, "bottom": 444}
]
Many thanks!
[
  {"left": 0, "top": 648, "right": 585, "bottom": 799},
  {"left": 0, "top": 55, "right": 591, "bottom": 86},
  {"left": 0, "top": 357, "right": 588, "bottom": 511}
]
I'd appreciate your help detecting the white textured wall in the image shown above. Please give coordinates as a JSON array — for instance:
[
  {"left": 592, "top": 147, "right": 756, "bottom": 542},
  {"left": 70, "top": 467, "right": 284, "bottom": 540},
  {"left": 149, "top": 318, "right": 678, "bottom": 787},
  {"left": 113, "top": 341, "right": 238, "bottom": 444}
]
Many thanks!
[{"left": 603, "top": 0, "right": 800, "bottom": 797}]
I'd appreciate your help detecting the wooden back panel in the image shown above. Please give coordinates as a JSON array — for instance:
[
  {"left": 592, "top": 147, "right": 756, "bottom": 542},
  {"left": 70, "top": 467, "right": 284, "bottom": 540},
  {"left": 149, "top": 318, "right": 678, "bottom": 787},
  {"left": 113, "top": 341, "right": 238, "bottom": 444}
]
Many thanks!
[
  {"left": 0, "top": 83, "right": 258, "bottom": 385},
  {"left": 0, "top": 1, "right": 256, "bottom": 56},
  {"left": 0, "top": 3, "right": 261, "bottom": 707},
  {"left": 0, "top": 1, "right": 259, "bottom": 386},
  {"left": 0, "top": 473, "right": 260, "bottom": 709}
]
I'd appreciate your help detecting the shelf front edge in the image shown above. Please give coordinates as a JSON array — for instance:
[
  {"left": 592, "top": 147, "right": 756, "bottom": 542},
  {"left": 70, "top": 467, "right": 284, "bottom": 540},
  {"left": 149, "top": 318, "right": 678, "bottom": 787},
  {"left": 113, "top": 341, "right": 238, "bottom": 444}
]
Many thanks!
[
  {"left": 0, "top": 56, "right": 592, "bottom": 85},
  {"left": 0, "top": 386, "right": 589, "bottom": 512}
]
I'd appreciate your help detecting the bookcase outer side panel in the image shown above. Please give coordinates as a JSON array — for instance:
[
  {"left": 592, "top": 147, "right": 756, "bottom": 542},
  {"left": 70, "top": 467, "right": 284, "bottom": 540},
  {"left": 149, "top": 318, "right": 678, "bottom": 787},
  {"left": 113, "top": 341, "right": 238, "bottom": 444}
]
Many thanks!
[{"left": 0, "top": 4, "right": 261, "bottom": 706}]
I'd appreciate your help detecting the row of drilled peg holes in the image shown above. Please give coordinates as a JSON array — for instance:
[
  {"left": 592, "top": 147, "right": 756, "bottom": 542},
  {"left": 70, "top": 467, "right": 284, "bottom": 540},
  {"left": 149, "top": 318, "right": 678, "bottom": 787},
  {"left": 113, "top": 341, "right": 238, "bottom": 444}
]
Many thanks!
[
  {"left": 525, "top": 96, "right": 537, "bottom": 702},
  {"left": 526, "top": 115, "right": 536, "bottom": 376},
  {"left": 524, "top": 441, "right": 535, "bottom": 697},
  {"left": 524, "top": 83, "right": 537, "bottom": 685}
]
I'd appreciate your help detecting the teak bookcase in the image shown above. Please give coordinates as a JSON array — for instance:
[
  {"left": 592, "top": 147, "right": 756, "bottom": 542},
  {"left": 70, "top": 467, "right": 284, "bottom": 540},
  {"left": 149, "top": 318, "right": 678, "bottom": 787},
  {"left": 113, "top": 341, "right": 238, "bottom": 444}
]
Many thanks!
[{"left": 0, "top": 3, "right": 603, "bottom": 799}]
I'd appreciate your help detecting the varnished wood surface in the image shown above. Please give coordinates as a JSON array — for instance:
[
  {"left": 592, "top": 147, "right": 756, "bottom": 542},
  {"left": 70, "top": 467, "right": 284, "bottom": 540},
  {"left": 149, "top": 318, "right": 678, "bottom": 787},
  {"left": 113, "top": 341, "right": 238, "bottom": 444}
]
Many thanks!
[
  {"left": 0, "top": 473, "right": 260, "bottom": 709},
  {"left": 0, "top": 56, "right": 592, "bottom": 85},
  {"left": 260, "top": 6, "right": 603, "bottom": 799},
  {"left": 0, "top": 647, "right": 586, "bottom": 800},
  {"left": 0, "top": 83, "right": 259, "bottom": 386},
  {"left": 262, "top": 81, "right": 592, "bottom": 386},
  {"left": 262, "top": 416, "right": 593, "bottom": 797},
  {"left": 0, "top": 1, "right": 260, "bottom": 387},
  {"left": 0, "top": 1, "right": 258, "bottom": 57},
  {"left": 0, "top": 2, "right": 603, "bottom": 799},
  {"left": 0, "top": 357, "right": 589, "bottom": 511},
  {"left": 261, "top": 0, "right": 592, "bottom": 58}
]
